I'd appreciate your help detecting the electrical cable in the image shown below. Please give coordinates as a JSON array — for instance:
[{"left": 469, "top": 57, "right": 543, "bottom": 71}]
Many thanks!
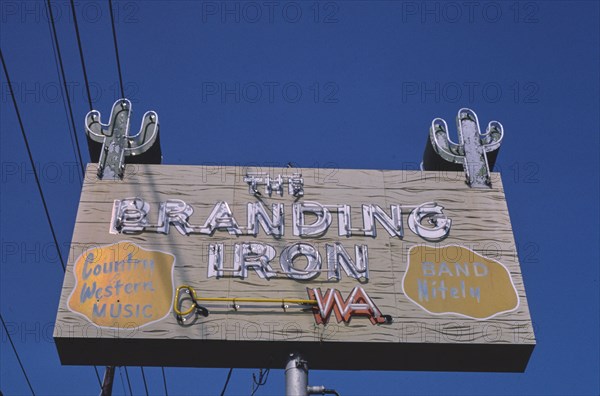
[
  {"left": 118, "top": 367, "right": 127, "bottom": 395},
  {"left": 3, "top": 26, "right": 98, "bottom": 387},
  {"left": 45, "top": 0, "right": 85, "bottom": 178},
  {"left": 0, "top": 48, "right": 66, "bottom": 272},
  {"left": 219, "top": 368, "right": 233, "bottom": 396},
  {"left": 46, "top": 7, "right": 102, "bottom": 386},
  {"left": 43, "top": 7, "right": 82, "bottom": 183},
  {"left": 108, "top": 0, "right": 125, "bottom": 98},
  {"left": 161, "top": 367, "right": 169, "bottom": 396},
  {"left": 124, "top": 366, "right": 133, "bottom": 396},
  {"left": 140, "top": 367, "right": 149, "bottom": 396},
  {"left": 93, "top": 366, "right": 102, "bottom": 388},
  {"left": 69, "top": 0, "right": 93, "bottom": 112},
  {"left": 1, "top": 313, "right": 35, "bottom": 395}
]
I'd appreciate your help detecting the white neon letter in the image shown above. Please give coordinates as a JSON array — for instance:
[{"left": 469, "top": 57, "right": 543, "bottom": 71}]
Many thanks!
[
  {"left": 199, "top": 201, "right": 242, "bottom": 235},
  {"left": 279, "top": 243, "right": 321, "bottom": 280},
  {"left": 293, "top": 201, "right": 332, "bottom": 237},
  {"left": 362, "top": 204, "right": 403, "bottom": 238},
  {"left": 326, "top": 243, "right": 369, "bottom": 281},
  {"left": 157, "top": 199, "right": 194, "bottom": 235},
  {"left": 408, "top": 202, "right": 452, "bottom": 241},
  {"left": 246, "top": 202, "right": 284, "bottom": 237}
]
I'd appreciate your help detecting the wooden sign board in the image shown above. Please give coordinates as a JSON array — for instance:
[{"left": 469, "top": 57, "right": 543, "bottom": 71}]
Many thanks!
[{"left": 54, "top": 164, "right": 535, "bottom": 372}]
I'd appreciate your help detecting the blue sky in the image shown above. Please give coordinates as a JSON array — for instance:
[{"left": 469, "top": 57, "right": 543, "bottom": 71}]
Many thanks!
[{"left": 1, "top": 1, "right": 599, "bottom": 395}]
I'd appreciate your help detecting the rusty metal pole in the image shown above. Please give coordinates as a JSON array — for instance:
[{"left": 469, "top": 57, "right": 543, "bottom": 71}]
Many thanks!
[{"left": 100, "top": 366, "right": 115, "bottom": 396}]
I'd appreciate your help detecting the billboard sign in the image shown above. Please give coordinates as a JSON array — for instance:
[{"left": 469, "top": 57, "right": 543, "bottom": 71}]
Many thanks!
[{"left": 55, "top": 164, "right": 535, "bottom": 372}]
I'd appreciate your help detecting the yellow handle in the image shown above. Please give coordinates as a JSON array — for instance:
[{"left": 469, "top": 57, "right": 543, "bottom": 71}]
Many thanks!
[{"left": 173, "top": 285, "right": 317, "bottom": 316}]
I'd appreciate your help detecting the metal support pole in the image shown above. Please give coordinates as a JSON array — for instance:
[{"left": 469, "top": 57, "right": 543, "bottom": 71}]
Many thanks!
[
  {"left": 285, "top": 353, "right": 308, "bottom": 396},
  {"left": 100, "top": 365, "right": 115, "bottom": 396}
]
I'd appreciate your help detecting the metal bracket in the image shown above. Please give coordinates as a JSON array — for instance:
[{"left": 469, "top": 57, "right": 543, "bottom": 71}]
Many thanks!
[
  {"left": 422, "top": 108, "right": 503, "bottom": 188},
  {"left": 85, "top": 98, "right": 160, "bottom": 179}
]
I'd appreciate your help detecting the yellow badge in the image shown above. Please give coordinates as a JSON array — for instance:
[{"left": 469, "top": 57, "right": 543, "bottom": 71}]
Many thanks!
[
  {"left": 403, "top": 245, "right": 519, "bottom": 320},
  {"left": 68, "top": 241, "right": 175, "bottom": 328}
]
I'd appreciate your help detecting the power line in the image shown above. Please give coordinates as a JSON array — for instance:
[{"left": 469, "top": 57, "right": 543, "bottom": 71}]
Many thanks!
[
  {"left": 118, "top": 367, "right": 127, "bottom": 395},
  {"left": 0, "top": 48, "right": 66, "bottom": 272},
  {"left": 69, "top": 0, "right": 93, "bottom": 112},
  {"left": 43, "top": 1, "right": 83, "bottom": 182},
  {"left": 124, "top": 366, "right": 133, "bottom": 396},
  {"left": 220, "top": 368, "right": 233, "bottom": 396},
  {"left": 93, "top": 366, "right": 102, "bottom": 388},
  {"left": 45, "top": 0, "right": 85, "bottom": 178},
  {"left": 140, "top": 367, "right": 149, "bottom": 396},
  {"left": 108, "top": 0, "right": 125, "bottom": 98},
  {"left": 45, "top": 4, "right": 105, "bottom": 388},
  {"left": 1, "top": 313, "right": 35, "bottom": 395},
  {"left": 161, "top": 367, "right": 169, "bottom": 396}
]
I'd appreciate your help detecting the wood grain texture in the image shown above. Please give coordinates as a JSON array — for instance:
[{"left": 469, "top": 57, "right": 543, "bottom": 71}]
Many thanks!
[{"left": 55, "top": 164, "right": 535, "bottom": 371}]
